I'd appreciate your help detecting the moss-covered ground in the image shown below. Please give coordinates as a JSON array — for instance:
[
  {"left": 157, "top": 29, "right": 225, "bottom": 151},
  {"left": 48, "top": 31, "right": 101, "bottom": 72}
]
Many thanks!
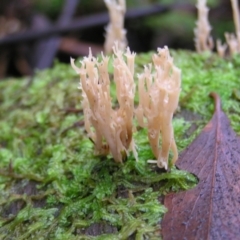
[{"left": 0, "top": 50, "right": 240, "bottom": 239}]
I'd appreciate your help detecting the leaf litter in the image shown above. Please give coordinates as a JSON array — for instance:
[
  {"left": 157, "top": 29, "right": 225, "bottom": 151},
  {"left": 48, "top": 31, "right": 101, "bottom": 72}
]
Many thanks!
[{"left": 162, "top": 92, "right": 240, "bottom": 239}]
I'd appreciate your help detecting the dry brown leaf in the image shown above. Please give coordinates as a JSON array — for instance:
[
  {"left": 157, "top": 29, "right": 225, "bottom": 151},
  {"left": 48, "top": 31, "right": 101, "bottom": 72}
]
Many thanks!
[{"left": 162, "top": 93, "right": 240, "bottom": 239}]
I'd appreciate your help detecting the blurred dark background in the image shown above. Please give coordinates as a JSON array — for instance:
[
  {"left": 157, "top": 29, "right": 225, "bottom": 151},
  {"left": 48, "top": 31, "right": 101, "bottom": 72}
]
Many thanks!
[{"left": 0, "top": 0, "right": 236, "bottom": 78}]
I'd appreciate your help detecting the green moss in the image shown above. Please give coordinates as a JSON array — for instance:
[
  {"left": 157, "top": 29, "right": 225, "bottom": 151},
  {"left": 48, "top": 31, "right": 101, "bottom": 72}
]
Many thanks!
[{"left": 0, "top": 51, "right": 240, "bottom": 239}]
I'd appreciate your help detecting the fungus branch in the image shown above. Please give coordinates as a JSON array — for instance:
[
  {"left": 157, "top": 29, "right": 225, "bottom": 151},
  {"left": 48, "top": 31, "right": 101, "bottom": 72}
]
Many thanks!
[
  {"left": 194, "top": 0, "right": 214, "bottom": 53},
  {"left": 71, "top": 44, "right": 136, "bottom": 163},
  {"left": 135, "top": 47, "right": 181, "bottom": 169},
  {"left": 224, "top": 0, "right": 240, "bottom": 56},
  {"left": 104, "top": 0, "right": 127, "bottom": 54},
  {"left": 216, "top": 0, "right": 240, "bottom": 57}
]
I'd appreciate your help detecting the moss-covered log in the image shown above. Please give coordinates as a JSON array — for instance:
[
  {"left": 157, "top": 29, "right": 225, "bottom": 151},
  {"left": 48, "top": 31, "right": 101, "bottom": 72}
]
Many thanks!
[{"left": 0, "top": 50, "right": 239, "bottom": 239}]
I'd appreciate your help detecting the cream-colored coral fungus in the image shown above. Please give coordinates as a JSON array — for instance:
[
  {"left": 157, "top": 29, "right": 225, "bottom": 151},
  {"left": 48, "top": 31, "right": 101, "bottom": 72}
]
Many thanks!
[
  {"left": 135, "top": 47, "right": 181, "bottom": 169},
  {"left": 223, "top": 0, "right": 240, "bottom": 56},
  {"left": 71, "top": 43, "right": 136, "bottom": 163},
  {"left": 194, "top": 0, "right": 214, "bottom": 53},
  {"left": 104, "top": 0, "right": 127, "bottom": 54}
]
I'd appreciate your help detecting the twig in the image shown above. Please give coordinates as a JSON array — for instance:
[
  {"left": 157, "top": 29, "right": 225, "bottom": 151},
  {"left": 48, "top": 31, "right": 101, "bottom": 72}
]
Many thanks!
[
  {"left": 0, "top": 4, "right": 169, "bottom": 46},
  {"left": 0, "top": 169, "right": 44, "bottom": 182},
  {"left": 63, "top": 107, "right": 83, "bottom": 114},
  {"left": 61, "top": 120, "right": 84, "bottom": 136},
  {"left": 32, "top": 0, "right": 80, "bottom": 69}
]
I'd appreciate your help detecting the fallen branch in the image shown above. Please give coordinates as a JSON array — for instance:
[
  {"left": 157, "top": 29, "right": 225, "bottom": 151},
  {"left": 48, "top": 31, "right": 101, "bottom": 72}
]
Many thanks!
[{"left": 0, "top": 4, "right": 169, "bottom": 46}]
